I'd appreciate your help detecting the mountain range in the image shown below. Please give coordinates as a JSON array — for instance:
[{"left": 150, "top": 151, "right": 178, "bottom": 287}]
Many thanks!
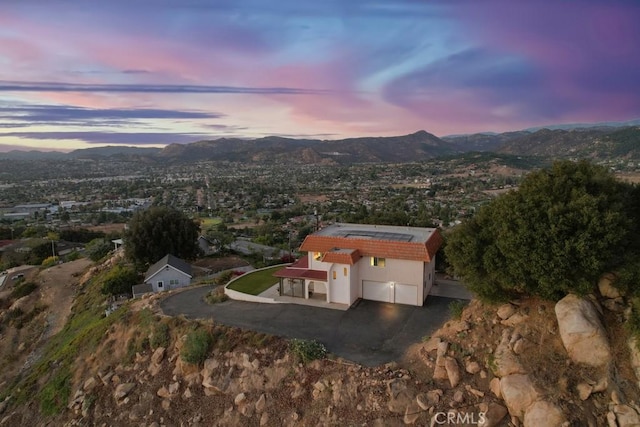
[{"left": 1, "top": 125, "right": 639, "bottom": 164}]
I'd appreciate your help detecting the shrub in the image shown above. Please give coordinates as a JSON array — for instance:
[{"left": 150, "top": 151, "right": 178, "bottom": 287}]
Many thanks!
[
  {"left": 101, "top": 265, "right": 139, "bottom": 296},
  {"left": 86, "top": 238, "right": 112, "bottom": 262},
  {"left": 11, "top": 281, "right": 38, "bottom": 299},
  {"left": 181, "top": 328, "right": 213, "bottom": 365},
  {"left": 446, "top": 160, "right": 640, "bottom": 301},
  {"left": 205, "top": 287, "right": 229, "bottom": 304},
  {"left": 289, "top": 339, "right": 327, "bottom": 363},
  {"left": 448, "top": 300, "right": 467, "bottom": 320},
  {"left": 42, "top": 256, "right": 59, "bottom": 268},
  {"left": 215, "top": 270, "right": 234, "bottom": 286},
  {"left": 150, "top": 322, "right": 170, "bottom": 349},
  {"left": 66, "top": 250, "right": 81, "bottom": 261}
]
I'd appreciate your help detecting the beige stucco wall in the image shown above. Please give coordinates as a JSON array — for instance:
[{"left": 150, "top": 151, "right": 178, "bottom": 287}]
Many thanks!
[
  {"left": 306, "top": 252, "right": 435, "bottom": 305},
  {"left": 358, "top": 257, "right": 424, "bottom": 286}
]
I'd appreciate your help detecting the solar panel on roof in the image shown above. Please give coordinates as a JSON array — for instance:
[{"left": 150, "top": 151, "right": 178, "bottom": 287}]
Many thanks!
[{"left": 333, "top": 230, "right": 414, "bottom": 242}]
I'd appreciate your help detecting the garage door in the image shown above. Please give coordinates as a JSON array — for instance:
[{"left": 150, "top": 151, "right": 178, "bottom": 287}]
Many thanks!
[
  {"left": 395, "top": 283, "right": 418, "bottom": 305},
  {"left": 362, "top": 280, "right": 391, "bottom": 303}
]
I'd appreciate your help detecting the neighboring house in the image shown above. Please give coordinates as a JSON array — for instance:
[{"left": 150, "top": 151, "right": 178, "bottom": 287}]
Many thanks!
[
  {"left": 274, "top": 223, "right": 442, "bottom": 307},
  {"left": 197, "top": 235, "right": 217, "bottom": 256},
  {"left": 142, "top": 254, "right": 193, "bottom": 293},
  {"left": 229, "top": 238, "right": 288, "bottom": 260}
]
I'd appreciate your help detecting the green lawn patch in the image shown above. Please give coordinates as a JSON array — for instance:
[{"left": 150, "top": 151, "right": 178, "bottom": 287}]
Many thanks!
[
  {"left": 226, "top": 266, "right": 282, "bottom": 295},
  {"left": 200, "top": 217, "right": 223, "bottom": 228}
]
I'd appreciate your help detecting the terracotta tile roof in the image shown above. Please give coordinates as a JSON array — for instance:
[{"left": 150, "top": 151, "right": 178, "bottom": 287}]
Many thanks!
[
  {"left": 300, "top": 229, "right": 442, "bottom": 262},
  {"left": 273, "top": 257, "right": 327, "bottom": 281},
  {"left": 321, "top": 249, "right": 361, "bottom": 265}
]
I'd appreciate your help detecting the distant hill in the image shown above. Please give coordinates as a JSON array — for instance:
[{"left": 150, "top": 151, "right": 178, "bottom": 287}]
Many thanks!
[
  {"left": 157, "top": 130, "right": 456, "bottom": 164},
  {"left": 1, "top": 124, "right": 639, "bottom": 164},
  {"left": 442, "top": 131, "right": 531, "bottom": 152},
  {"left": 68, "top": 146, "right": 161, "bottom": 160},
  {"left": 495, "top": 127, "right": 640, "bottom": 159},
  {"left": 0, "top": 150, "right": 67, "bottom": 160}
]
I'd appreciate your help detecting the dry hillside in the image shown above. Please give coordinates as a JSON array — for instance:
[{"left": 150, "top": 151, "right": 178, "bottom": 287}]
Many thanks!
[{"left": 0, "top": 257, "right": 639, "bottom": 426}]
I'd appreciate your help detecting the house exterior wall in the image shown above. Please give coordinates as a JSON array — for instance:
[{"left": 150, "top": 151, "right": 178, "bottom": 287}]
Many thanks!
[
  {"left": 307, "top": 252, "right": 431, "bottom": 305},
  {"left": 423, "top": 258, "right": 436, "bottom": 302},
  {"left": 145, "top": 268, "right": 191, "bottom": 292},
  {"left": 358, "top": 257, "right": 424, "bottom": 287}
]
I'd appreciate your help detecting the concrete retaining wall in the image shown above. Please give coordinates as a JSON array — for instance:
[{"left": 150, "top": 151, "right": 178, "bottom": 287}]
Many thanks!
[{"left": 224, "top": 264, "right": 289, "bottom": 304}]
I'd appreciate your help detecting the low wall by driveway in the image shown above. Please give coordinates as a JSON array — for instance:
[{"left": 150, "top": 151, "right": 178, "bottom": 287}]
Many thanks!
[{"left": 224, "top": 264, "right": 288, "bottom": 304}]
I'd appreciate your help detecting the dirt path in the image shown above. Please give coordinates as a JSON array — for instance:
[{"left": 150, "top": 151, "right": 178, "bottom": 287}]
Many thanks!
[{"left": 37, "top": 258, "right": 93, "bottom": 337}]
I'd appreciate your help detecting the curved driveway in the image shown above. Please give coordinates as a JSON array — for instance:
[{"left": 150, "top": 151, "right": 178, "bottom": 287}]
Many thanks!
[{"left": 161, "top": 286, "right": 459, "bottom": 366}]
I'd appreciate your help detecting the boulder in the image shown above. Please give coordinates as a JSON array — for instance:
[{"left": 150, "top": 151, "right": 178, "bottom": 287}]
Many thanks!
[
  {"left": 492, "top": 330, "right": 525, "bottom": 377},
  {"left": 83, "top": 377, "right": 97, "bottom": 392},
  {"left": 151, "top": 347, "right": 166, "bottom": 365},
  {"left": 576, "top": 382, "right": 593, "bottom": 401},
  {"left": 613, "top": 404, "right": 640, "bottom": 427},
  {"left": 465, "top": 360, "right": 481, "bottom": 375},
  {"left": 555, "top": 294, "right": 612, "bottom": 367},
  {"left": 501, "top": 313, "right": 528, "bottom": 326},
  {"left": 113, "top": 383, "right": 135, "bottom": 401},
  {"left": 489, "top": 377, "right": 502, "bottom": 399},
  {"left": 523, "top": 400, "right": 566, "bottom": 427},
  {"left": 598, "top": 273, "right": 621, "bottom": 299},
  {"left": 415, "top": 394, "right": 430, "bottom": 411},
  {"left": 404, "top": 402, "right": 422, "bottom": 425},
  {"left": 433, "top": 341, "right": 449, "bottom": 380},
  {"left": 500, "top": 374, "right": 539, "bottom": 418},
  {"left": 387, "top": 379, "right": 413, "bottom": 414},
  {"left": 602, "top": 297, "right": 625, "bottom": 312},
  {"left": 478, "top": 402, "right": 508, "bottom": 427},
  {"left": 444, "top": 357, "right": 461, "bottom": 388},
  {"left": 628, "top": 337, "right": 640, "bottom": 387},
  {"left": 255, "top": 394, "right": 266, "bottom": 413},
  {"left": 497, "top": 304, "right": 517, "bottom": 320}
]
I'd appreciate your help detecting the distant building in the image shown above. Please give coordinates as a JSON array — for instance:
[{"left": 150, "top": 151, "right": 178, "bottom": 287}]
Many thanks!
[{"left": 141, "top": 254, "right": 193, "bottom": 294}]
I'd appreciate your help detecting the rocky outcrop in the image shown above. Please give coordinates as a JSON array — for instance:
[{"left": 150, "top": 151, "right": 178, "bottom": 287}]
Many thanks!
[
  {"left": 523, "top": 400, "right": 567, "bottom": 427},
  {"left": 555, "top": 294, "right": 612, "bottom": 367},
  {"left": 598, "top": 273, "right": 621, "bottom": 299},
  {"left": 499, "top": 374, "right": 539, "bottom": 418}
]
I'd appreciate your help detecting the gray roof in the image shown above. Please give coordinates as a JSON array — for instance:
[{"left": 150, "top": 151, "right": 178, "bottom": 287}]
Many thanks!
[{"left": 144, "top": 254, "right": 192, "bottom": 282}]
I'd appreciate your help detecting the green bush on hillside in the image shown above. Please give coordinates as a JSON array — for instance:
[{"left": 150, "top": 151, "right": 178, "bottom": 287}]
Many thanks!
[
  {"left": 100, "top": 265, "right": 139, "bottom": 296},
  {"left": 289, "top": 338, "right": 327, "bottom": 363},
  {"left": 181, "top": 328, "right": 213, "bottom": 365},
  {"left": 446, "top": 160, "right": 640, "bottom": 301}
]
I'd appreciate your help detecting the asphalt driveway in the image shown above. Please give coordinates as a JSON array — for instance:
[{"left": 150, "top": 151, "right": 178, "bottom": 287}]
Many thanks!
[{"left": 160, "top": 286, "right": 461, "bottom": 366}]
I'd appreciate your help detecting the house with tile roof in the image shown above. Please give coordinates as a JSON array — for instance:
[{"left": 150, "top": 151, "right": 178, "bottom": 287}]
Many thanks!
[{"left": 274, "top": 223, "right": 442, "bottom": 306}]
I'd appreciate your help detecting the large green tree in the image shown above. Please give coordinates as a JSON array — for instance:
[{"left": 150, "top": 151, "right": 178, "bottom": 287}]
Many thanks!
[
  {"left": 446, "top": 160, "right": 640, "bottom": 301},
  {"left": 124, "top": 206, "right": 200, "bottom": 266}
]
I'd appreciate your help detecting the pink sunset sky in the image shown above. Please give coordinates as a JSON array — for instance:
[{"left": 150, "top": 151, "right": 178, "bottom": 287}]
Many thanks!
[{"left": 1, "top": 0, "right": 639, "bottom": 151}]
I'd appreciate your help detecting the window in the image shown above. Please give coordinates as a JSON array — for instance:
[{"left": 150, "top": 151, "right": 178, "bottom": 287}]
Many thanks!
[
  {"left": 343, "top": 267, "right": 347, "bottom": 276},
  {"left": 170, "top": 279, "right": 179, "bottom": 285},
  {"left": 314, "top": 252, "right": 323, "bottom": 261},
  {"left": 371, "top": 257, "right": 386, "bottom": 267},
  {"left": 332, "top": 271, "right": 337, "bottom": 280},
  {"left": 157, "top": 281, "right": 164, "bottom": 288}
]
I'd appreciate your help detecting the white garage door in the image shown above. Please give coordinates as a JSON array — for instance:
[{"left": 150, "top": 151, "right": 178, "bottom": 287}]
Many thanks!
[
  {"left": 394, "top": 283, "right": 418, "bottom": 306},
  {"left": 362, "top": 280, "right": 391, "bottom": 303}
]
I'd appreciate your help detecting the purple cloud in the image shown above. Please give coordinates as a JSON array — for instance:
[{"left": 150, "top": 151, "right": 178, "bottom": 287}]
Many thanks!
[
  {"left": 1, "top": 131, "right": 205, "bottom": 145},
  {"left": 0, "top": 104, "right": 223, "bottom": 123},
  {"left": 0, "top": 81, "right": 331, "bottom": 95}
]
